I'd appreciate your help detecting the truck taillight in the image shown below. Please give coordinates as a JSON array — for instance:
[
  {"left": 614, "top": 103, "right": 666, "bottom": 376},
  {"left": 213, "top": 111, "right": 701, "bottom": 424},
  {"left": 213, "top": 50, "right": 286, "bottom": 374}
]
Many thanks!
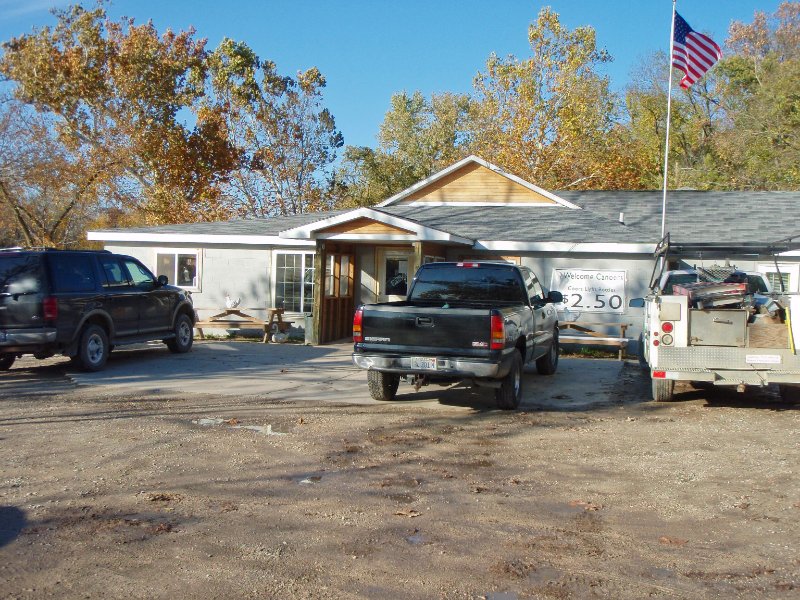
[
  {"left": 456, "top": 262, "right": 480, "bottom": 268},
  {"left": 42, "top": 296, "right": 58, "bottom": 321},
  {"left": 490, "top": 312, "right": 505, "bottom": 350},
  {"left": 353, "top": 307, "right": 364, "bottom": 343},
  {"left": 662, "top": 322, "right": 674, "bottom": 333}
]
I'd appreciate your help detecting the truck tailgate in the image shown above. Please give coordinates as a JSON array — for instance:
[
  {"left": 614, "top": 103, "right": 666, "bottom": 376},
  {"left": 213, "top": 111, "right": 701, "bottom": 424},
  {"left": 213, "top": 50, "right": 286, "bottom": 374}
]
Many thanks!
[{"left": 361, "top": 304, "right": 492, "bottom": 356}]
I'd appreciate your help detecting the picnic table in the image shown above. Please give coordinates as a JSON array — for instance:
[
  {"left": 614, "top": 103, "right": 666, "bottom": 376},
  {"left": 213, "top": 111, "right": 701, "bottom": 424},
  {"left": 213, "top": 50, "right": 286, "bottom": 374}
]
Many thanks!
[
  {"left": 559, "top": 321, "right": 633, "bottom": 360},
  {"left": 195, "top": 307, "right": 293, "bottom": 343}
]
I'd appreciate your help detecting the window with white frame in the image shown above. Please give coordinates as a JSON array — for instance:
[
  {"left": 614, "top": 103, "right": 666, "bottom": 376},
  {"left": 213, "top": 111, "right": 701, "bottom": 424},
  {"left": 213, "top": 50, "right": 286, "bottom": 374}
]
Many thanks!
[
  {"left": 758, "top": 263, "right": 799, "bottom": 293},
  {"left": 275, "top": 252, "right": 315, "bottom": 313},
  {"left": 155, "top": 250, "right": 200, "bottom": 289}
]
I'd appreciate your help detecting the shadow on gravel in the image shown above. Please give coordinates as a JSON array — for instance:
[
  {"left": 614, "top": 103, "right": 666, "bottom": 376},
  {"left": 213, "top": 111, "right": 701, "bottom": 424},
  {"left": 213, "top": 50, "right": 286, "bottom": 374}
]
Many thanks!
[{"left": 0, "top": 506, "right": 27, "bottom": 547}]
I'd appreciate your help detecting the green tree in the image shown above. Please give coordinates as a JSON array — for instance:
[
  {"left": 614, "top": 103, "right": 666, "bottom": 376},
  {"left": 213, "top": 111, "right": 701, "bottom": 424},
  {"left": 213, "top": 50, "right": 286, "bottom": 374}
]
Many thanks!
[
  {"left": 714, "top": 1, "right": 800, "bottom": 188},
  {"left": 338, "top": 91, "right": 472, "bottom": 207},
  {"left": 208, "top": 38, "right": 344, "bottom": 216},
  {"left": 469, "top": 7, "right": 624, "bottom": 189}
]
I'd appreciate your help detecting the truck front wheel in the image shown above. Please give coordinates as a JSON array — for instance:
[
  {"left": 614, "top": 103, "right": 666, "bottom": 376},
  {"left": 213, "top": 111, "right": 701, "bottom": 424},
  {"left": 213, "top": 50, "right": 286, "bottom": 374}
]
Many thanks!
[
  {"left": 536, "top": 329, "right": 559, "bottom": 375},
  {"left": 652, "top": 378, "right": 675, "bottom": 402},
  {"left": 496, "top": 352, "right": 523, "bottom": 410},
  {"left": 367, "top": 370, "right": 400, "bottom": 401}
]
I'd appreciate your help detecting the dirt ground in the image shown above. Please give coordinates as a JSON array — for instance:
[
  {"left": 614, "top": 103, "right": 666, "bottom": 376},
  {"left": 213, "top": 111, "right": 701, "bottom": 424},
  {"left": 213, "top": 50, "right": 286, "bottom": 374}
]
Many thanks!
[{"left": 1, "top": 357, "right": 799, "bottom": 599}]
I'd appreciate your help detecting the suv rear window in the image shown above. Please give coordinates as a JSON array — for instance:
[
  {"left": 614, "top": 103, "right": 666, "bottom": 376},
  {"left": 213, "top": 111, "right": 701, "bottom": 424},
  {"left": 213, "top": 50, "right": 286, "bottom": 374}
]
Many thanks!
[
  {"left": 49, "top": 254, "right": 98, "bottom": 293},
  {"left": 0, "top": 255, "right": 43, "bottom": 295}
]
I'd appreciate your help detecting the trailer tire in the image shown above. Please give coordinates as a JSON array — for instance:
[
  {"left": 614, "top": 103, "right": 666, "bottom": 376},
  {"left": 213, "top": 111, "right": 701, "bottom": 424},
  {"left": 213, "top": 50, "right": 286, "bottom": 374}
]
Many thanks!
[
  {"left": 778, "top": 384, "right": 800, "bottom": 402},
  {"left": 652, "top": 378, "right": 674, "bottom": 402},
  {"left": 367, "top": 370, "right": 400, "bottom": 402},
  {"left": 496, "top": 352, "right": 523, "bottom": 410}
]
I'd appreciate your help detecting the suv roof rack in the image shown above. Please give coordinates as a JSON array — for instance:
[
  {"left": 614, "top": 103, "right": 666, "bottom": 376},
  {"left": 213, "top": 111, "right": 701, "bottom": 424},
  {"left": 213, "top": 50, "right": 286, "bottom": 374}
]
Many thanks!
[{"left": 0, "top": 247, "right": 110, "bottom": 253}]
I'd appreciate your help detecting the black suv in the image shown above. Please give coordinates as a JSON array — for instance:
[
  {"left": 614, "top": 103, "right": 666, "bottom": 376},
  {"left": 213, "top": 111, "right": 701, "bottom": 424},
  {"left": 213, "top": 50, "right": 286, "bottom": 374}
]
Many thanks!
[{"left": 0, "top": 248, "right": 195, "bottom": 371}]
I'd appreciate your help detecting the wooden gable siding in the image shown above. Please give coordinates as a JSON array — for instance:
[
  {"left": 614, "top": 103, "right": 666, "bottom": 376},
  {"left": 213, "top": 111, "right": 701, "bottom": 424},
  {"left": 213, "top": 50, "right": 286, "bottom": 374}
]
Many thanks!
[
  {"left": 322, "top": 217, "right": 413, "bottom": 236},
  {"left": 402, "top": 162, "right": 556, "bottom": 205}
]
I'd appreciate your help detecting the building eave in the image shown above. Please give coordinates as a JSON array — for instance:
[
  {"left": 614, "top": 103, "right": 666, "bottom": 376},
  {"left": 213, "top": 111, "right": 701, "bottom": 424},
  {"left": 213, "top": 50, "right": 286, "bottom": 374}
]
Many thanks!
[
  {"left": 87, "top": 231, "right": 315, "bottom": 247},
  {"left": 279, "top": 207, "right": 474, "bottom": 245},
  {"left": 475, "top": 240, "right": 657, "bottom": 254}
]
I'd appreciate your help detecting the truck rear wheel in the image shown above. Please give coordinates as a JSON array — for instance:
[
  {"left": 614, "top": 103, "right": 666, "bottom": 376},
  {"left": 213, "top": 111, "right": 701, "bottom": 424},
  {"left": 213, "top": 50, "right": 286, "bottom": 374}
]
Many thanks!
[
  {"left": 652, "top": 378, "right": 674, "bottom": 402},
  {"left": 496, "top": 352, "right": 523, "bottom": 410},
  {"left": 367, "top": 370, "right": 400, "bottom": 401},
  {"left": 778, "top": 384, "right": 800, "bottom": 401}
]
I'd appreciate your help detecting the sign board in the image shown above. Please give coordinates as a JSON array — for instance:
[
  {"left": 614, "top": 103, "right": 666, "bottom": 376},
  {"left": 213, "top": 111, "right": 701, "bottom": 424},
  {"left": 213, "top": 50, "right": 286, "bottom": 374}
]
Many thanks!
[{"left": 550, "top": 269, "right": 626, "bottom": 314}]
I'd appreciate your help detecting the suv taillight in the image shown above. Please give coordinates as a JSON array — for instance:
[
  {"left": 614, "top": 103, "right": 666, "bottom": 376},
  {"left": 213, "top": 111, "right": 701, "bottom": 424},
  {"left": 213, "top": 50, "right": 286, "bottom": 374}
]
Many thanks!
[
  {"left": 42, "top": 296, "right": 58, "bottom": 321},
  {"left": 490, "top": 312, "right": 505, "bottom": 350},
  {"left": 353, "top": 307, "right": 364, "bottom": 343}
]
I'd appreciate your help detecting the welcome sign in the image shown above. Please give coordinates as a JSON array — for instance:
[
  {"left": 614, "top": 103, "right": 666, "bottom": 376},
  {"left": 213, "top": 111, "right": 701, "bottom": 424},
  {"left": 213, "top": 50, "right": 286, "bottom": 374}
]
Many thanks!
[{"left": 550, "top": 269, "right": 627, "bottom": 314}]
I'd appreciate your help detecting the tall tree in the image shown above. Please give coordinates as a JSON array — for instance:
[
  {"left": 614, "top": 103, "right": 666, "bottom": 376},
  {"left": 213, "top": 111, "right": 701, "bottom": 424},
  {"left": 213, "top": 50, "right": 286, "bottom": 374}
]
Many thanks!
[
  {"left": 208, "top": 38, "right": 343, "bottom": 217},
  {"left": 0, "top": 3, "right": 239, "bottom": 225},
  {"left": 469, "top": 7, "right": 620, "bottom": 189},
  {"left": 714, "top": 1, "right": 800, "bottom": 188},
  {"left": 0, "top": 96, "right": 109, "bottom": 247},
  {"left": 338, "top": 90, "right": 472, "bottom": 207}
]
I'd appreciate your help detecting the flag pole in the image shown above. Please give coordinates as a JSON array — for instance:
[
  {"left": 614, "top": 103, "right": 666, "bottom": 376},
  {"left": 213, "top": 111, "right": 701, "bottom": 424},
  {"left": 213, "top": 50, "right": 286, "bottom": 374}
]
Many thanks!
[{"left": 661, "top": 0, "right": 677, "bottom": 242}]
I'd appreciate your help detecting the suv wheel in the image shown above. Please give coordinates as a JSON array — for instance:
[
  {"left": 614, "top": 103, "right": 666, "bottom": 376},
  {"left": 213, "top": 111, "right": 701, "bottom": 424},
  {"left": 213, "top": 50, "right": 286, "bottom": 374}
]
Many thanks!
[
  {"left": 166, "top": 314, "right": 194, "bottom": 353},
  {"left": 77, "top": 324, "right": 109, "bottom": 372},
  {"left": 0, "top": 354, "right": 15, "bottom": 371}
]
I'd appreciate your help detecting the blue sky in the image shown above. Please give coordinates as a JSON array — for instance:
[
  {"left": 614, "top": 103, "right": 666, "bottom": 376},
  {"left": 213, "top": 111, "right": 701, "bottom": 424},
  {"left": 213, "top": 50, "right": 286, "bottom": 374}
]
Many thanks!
[{"left": 0, "top": 1, "right": 783, "bottom": 148}]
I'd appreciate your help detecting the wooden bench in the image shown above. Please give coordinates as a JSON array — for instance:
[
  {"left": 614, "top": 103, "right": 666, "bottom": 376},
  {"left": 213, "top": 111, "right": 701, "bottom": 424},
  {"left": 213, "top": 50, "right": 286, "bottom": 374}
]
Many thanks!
[
  {"left": 559, "top": 321, "right": 632, "bottom": 360},
  {"left": 195, "top": 308, "right": 293, "bottom": 343}
]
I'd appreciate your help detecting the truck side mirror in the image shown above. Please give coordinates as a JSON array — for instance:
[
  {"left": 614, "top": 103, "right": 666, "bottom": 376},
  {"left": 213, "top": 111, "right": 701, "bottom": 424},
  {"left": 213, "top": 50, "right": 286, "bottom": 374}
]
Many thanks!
[
  {"left": 547, "top": 290, "right": 563, "bottom": 304},
  {"left": 629, "top": 298, "right": 645, "bottom": 308},
  {"left": 157, "top": 275, "right": 169, "bottom": 287}
]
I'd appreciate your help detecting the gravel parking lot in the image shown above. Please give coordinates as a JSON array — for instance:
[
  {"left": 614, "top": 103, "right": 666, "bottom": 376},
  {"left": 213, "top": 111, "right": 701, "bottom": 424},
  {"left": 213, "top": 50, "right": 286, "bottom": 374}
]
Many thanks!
[{"left": 1, "top": 342, "right": 798, "bottom": 599}]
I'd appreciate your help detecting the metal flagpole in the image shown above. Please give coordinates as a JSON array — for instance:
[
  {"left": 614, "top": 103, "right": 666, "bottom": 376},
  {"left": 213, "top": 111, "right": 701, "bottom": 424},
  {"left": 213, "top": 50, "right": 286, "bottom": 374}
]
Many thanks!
[{"left": 661, "top": 0, "right": 677, "bottom": 241}]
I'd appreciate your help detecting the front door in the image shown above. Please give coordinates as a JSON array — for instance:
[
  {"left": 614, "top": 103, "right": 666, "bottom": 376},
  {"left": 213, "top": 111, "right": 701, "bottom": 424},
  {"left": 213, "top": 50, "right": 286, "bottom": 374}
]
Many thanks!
[{"left": 377, "top": 248, "right": 414, "bottom": 302}]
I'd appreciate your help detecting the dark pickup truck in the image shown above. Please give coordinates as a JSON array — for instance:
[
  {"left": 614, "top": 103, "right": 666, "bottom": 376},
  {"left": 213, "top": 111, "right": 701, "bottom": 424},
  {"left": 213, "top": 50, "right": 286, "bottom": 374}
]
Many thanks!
[{"left": 352, "top": 261, "right": 562, "bottom": 409}]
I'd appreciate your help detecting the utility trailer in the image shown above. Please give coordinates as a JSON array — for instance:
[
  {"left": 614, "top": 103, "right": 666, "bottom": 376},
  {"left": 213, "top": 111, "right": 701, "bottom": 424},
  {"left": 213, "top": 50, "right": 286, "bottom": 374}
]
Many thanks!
[{"left": 632, "top": 235, "right": 800, "bottom": 402}]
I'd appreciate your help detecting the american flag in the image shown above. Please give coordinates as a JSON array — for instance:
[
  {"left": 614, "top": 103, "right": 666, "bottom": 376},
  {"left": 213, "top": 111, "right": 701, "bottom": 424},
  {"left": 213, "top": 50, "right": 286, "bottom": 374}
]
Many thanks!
[{"left": 672, "top": 12, "right": 722, "bottom": 89}]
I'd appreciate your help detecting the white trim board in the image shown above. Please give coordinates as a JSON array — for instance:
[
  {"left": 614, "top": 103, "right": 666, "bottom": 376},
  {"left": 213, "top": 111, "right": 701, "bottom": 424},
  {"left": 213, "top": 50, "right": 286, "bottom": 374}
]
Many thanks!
[
  {"left": 278, "top": 207, "right": 473, "bottom": 245},
  {"left": 474, "top": 240, "right": 656, "bottom": 254},
  {"left": 87, "top": 231, "right": 315, "bottom": 247}
]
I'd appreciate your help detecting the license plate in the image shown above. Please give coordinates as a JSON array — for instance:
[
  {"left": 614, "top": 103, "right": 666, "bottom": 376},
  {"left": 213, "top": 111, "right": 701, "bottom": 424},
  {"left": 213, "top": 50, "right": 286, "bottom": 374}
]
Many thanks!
[{"left": 411, "top": 357, "right": 437, "bottom": 370}]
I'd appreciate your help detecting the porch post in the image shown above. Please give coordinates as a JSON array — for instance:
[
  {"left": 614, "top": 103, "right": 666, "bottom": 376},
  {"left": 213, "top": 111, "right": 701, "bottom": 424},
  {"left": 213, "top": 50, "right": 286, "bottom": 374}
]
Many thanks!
[
  {"left": 311, "top": 240, "right": 325, "bottom": 345},
  {"left": 413, "top": 241, "right": 424, "bottom": 274}
]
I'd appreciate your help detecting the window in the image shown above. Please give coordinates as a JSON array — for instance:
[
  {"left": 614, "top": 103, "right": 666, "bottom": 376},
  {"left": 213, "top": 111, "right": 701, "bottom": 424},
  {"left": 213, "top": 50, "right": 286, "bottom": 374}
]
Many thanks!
[
  {"left": 758, "top": 263, "right": 799, "bottom": 293},
  {"left": 765, "top": 271, "right": 791, "bottom": 293},
  {"left": 155, "top": 251, "right": 199, "bottom": 289},
  {"left": 123, "top": 259, "right": 156, "bottom": 290},
  {"left": 49, "top": 254, "right": 97, "bottom": 293},
  {"left": 99, "top": 256, "right": 131, "bottom": 289},
  {"left": 423, "top": 255, "right": 446, "bottom": 264},
  {"left": 0, "top": 255, "right": 42, "bottom": 295},
  {"left": 520, "top": 267, "right": 545, "bottom": 304},
  {"left": 325, "top": 254, "right": 352, "bottom": 298},
  {"left": 276, "top": 252, "right": 315, "bottom": 313}
]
